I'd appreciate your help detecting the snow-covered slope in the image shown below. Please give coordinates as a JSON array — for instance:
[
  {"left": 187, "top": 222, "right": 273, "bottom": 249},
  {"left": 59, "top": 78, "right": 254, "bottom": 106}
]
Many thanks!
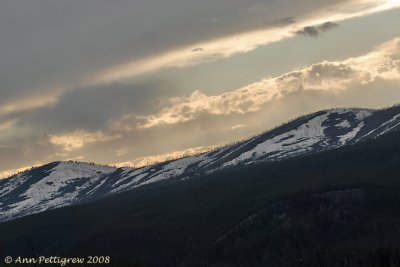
[
  {"left": 0, "top": 162, "right": 117, "bottom": 222},
  {"left": 1, "top": 105, "right": 400, "bottom": 222}
]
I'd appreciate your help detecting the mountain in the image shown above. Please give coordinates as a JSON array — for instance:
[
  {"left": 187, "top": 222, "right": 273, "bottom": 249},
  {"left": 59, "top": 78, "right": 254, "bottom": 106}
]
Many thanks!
[
  {"left": 1, "top": 105, "right": 400, "bottom": 223},
  {"left": 0, "top": 128, "right": 400, "bottom": 266}
]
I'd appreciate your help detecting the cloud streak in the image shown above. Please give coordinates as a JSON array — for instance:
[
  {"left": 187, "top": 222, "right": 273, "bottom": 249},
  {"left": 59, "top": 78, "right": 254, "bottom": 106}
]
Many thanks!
[
  {"left": 49, "top": 130, "right": 121, "bottom": 151},
  {"left": 0, "top": 94, "right": 59, "bottom": 128},
  {"left": 90, "top": 0, "right": 400, "bottom": 85},
  {"left": 113, "top": 37, "right": 400, "bottom": 130}
]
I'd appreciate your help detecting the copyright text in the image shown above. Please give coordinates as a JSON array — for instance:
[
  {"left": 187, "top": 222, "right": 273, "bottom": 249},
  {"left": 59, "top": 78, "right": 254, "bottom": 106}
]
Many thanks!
[{"left": 3, "top": 256, "right": 111, "bottom": 266}]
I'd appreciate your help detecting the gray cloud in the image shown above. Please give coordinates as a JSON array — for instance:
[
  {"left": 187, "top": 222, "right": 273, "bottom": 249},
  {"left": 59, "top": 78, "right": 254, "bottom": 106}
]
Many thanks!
[
  {"left": 15, "top": 79, "right": 178, "bottom": 133},
  {"left": 0, "top": 0, "right": 351, "bottom": 106},
  {"left": 296, "top": 21, "right": 339, "bottom": 37}
]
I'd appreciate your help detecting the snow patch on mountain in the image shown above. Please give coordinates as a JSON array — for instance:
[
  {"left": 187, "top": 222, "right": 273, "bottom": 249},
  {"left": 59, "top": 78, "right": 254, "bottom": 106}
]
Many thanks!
[
  {"left": 339, "top": 122, "right": 364, "bottom": 144},
  {"left": 223, "top": 113, "right": 329, "bottom": 167},
  {"left": 355, "top": 110, "right": 373, "bottom": 121},
  {"left": 336, "top": 120, "right": 351, "bottom": 129}
]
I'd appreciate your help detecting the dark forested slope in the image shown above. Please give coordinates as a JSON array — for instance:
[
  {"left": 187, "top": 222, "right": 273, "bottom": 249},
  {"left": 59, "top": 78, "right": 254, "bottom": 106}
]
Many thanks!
[{"left": 1, "top": 131, "right": 400, "bottom": 266}]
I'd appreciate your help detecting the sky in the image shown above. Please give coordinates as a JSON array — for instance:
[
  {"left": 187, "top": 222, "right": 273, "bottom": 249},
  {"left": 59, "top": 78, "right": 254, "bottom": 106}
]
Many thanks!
[{"left": 1, "top": 0, "right": 400, "bottom": 177}]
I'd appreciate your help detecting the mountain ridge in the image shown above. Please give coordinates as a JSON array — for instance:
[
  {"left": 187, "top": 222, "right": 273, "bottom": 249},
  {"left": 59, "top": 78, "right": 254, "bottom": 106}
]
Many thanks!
[{"left": 1, "top": 104, "right": 400, "bottom": 223}]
